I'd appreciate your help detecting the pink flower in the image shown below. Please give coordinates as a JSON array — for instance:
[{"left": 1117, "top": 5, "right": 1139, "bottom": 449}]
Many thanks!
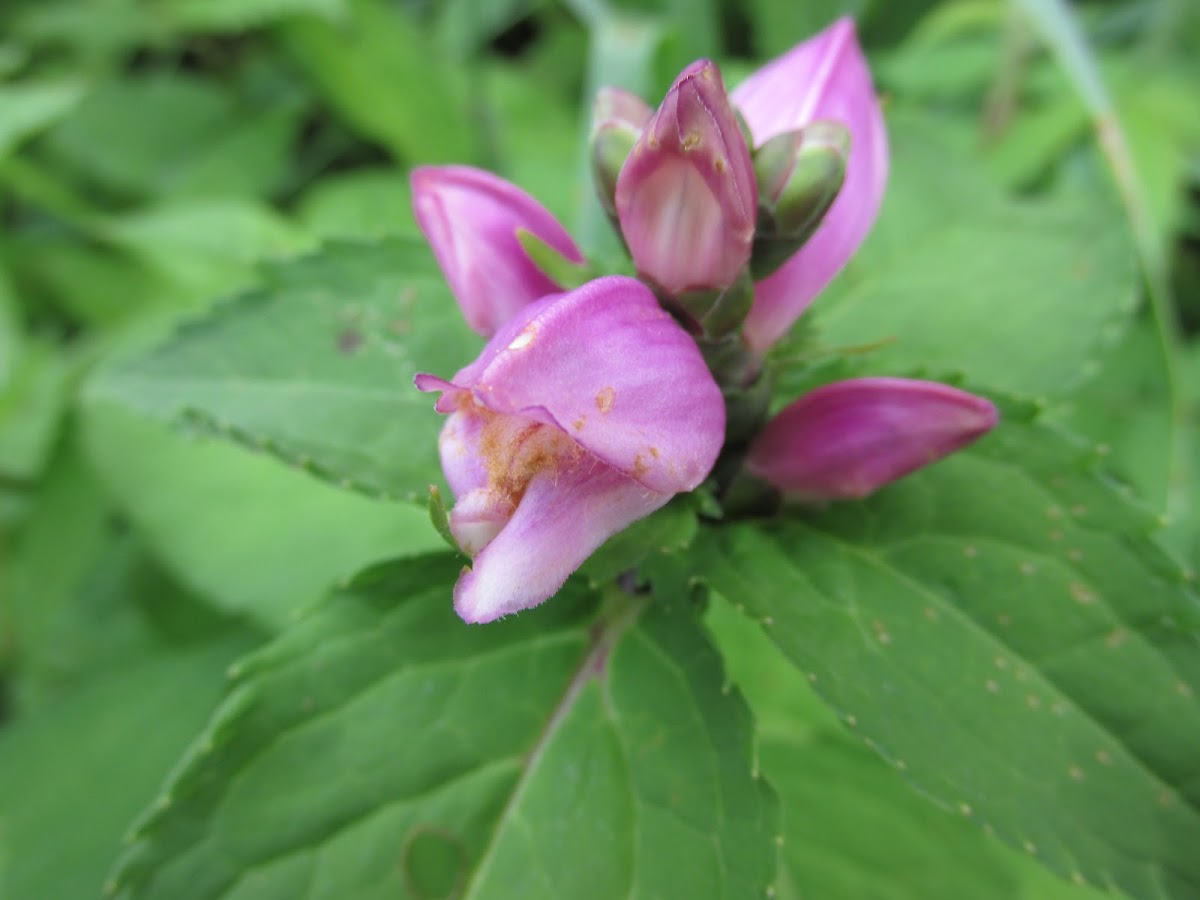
[
  {"left": 416, "top": 276, "right": 725, "bottom": 623},
  {"left": 411, "top": 165, "right": 584, "bottom": 337},
  {"left": 615, "top": 60, "right": 758, "bottom": 296},
  {"left": 733, "top": 18, "right": 889, "bottom": 352},
  {"left": 746, "top": 378, "right": 998, "bottom": 501}
]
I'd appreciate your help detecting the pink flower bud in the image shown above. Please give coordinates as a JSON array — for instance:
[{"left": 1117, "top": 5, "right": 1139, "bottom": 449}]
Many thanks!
[
  {"left": 746, "top": 378, "right": 998, "bottom": 501},
  {"left": 415, "top": 276, "right": 725, "bottom": 623},
  {"left": 615, "top": 60, "right": 757, "bottom": 296},
  {"left": 733, "top": 18, "right": 889, "bottom": 351},
  {"left": 411, "top": 165, "right": 584, "bottom": 337}
]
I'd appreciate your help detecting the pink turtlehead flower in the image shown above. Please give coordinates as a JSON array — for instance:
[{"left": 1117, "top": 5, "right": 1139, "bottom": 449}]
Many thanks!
[
  {"left": 411, "top": 165, "right": 584, "bottom": 336},
  {"left": 615, "top": 60, "right": 757, "bottom": 296},
  {"left": 415, "top": 276, "right": 725, "bottom": 623},
  {"left": 733, "top": 18, "right": 889, "bottom": 352},
  {"left": 747, "top": 378, "right": 998, "bottom": 501}
]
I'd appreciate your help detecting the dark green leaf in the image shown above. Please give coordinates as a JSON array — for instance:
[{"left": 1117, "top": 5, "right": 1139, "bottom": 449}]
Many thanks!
[
  {"left": 108, "top": 556, "right": 778, "bottom": 899},
  {"left": 88, "top": 238, "right": 478, "bottom": 501},
  {"left": 693, "top": 414, "right": 1200, "bottom": 899}
]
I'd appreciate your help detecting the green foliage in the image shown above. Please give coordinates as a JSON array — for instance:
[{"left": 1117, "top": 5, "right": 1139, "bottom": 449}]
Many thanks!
[
  {"left": 691, "top": 412, "right": 1200, "bottom": 899},
  {"left": 89, "top": 239, "right": 478, "bottom": 500},
  {"left": 2, "top": 0, "right": 1198, "bottom": 897},
  {"left": 808, "top": 115, "right": 1137, "bottom": 398},
  {"left": 108, "top": 556, "right": 778, "bottom": 899}
]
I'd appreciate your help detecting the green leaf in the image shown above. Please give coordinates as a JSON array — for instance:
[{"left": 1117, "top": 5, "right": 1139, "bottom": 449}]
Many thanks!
[
  {"left": 160, "top": 0, "right": 346, "bottom": 33},
  {"left": 0, "top": 633, "right": 258, "bottom": 900},
  {"left": 81, "top": 401, "right": 444, "bottom": 630},
  {"left": 100, "top": 199, "right": 313, "bottom": 301},
  {"left": 279, "top": 0, "right": 478, "bottom": 164},
  {"left": 809, "top": 115, "right": 1138, "bottom": 397},
  {"left": 0, "top": 78, "right": 84, "bottom": 159},
  {"left": 692, "top": 414, "right": 1200, "bottom": 899},
  {"left": 0, "top": 339, "right": 67, "bottom": 481},
  {"left": 42, "top": 72, "right": 300, "bottom": 201},
  {"left": 706, "top": 596, "right": 1109, "bottom": 900},
  {"left": 296, "top": 169, "right": 420, "bottom": 242},
  {"left": 88, "top": 238, "right": 479, "bottom": 501},
  {"left": 108, "top": 556, "right": 778, "bottom": 899}
]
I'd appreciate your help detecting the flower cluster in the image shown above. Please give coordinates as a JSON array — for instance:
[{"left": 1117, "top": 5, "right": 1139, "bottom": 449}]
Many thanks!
[{"left": 413, "top": 19, "right": 997, "bottom": 623}]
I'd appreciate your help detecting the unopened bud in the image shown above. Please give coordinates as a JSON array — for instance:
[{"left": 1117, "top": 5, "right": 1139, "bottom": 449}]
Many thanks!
[
  {"left": 746, "top": 378, "right": 998, "bottom": 501},
  {"left": 751, "top": 121, "right": 849, "bottom": 278}
]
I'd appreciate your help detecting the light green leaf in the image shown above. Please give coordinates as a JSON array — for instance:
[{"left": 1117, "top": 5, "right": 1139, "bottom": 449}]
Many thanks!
[
  {"left": 809, "top": 115, "right": 1138, "bottom": 397},
  {"left": 279, "top": 0, "right": 478, "bottom": 164},
  {"left": 108, "top": 557, "right": 778, "bottom": 899},
  {"left": 81, "top": 401, "right": 444, "bottom": 630},
  {"left": 0, "top": 339, "right": 67, "bottom": 481},
  {"left": 692, "top": 413, "right": 1200, "bottom": 899},
  {"left": 88, "top": 238, "right": 478, "bottom": 501},
  {"left": 296, "top": 169, "right": 418, "bottom": 242},
  {"left": 0, "top": 79, "right": 84, "bottom": 159},
  {"left": 161, "top": 0, "right": 346, "bottom": 32},
  {"left": 100, "top": 199, "right": 313, "bottom": 301},
  {"left": 0, "top": 633, "right": 258, "bottom": 900},
  {"left": 43, "top": 72, "right": 300, "bottom": 201}
]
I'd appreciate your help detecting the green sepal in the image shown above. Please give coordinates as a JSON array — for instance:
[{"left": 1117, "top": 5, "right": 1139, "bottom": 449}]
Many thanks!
[
  {"left": 516, "top": 228, "right": 594, "bottom": 290},
  {"left": 427, "top": 484, "right": 463, "bottom": 555}
]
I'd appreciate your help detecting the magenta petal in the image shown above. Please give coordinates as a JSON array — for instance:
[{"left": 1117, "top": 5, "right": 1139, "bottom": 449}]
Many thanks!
[
  {"left": 424, "top": 275, "right": 725, "bottom": 494},
  {"left": 454, "top": 462, "right": 667, "bottom": 623},
  {"left": 732, "top": 18, "right": 889, "bottom": 351},
  {"left": 746, "top": 378, "right": 998, "bottom": 500},
  {"left": 616, "top": 61, "right": 757, "bottom": 295},
  {"left": 411, "top": 165, "right": 584, "bottom": 336}
]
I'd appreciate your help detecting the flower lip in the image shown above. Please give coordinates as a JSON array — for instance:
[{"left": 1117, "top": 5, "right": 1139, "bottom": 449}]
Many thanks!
[{"left": 416, "top": 275, "right": 725, "bottom": 495}]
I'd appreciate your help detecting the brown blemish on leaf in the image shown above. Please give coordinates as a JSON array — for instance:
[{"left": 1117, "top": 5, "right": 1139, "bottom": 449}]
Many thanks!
[
  {"left": 595, "top": 386, "right": 616, "bottom": 414},
  {"left": 338, "top": 329, "right": 363, "bottom": 354}
]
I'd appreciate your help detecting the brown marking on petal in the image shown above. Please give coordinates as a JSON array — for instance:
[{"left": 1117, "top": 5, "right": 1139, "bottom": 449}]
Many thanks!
[
  {"left": 473, "top": 402, "right": 581, "bottom": 508},
  {"left": 632, "top": 453, "right": 649, "bottom": 478},
  {"left": 682, "top": 132, "right": 701, "bottom": 152},
  {"left": 713, "top": 156, "right": 726, "bottom": 172},
  {"left": 595, "top": 386, "right": 616, "bottom": 414},
  {"left": 649, "top": 446, "right": 660, "bottom": 459},
  {"left": 573, "top": 415, "right": 587, "bottom": 431}
]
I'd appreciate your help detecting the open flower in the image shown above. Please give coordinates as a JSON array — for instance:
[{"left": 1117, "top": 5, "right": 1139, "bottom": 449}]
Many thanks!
[
  {"left": 411, "top": 165, "right": 584, "bottom": 336},
  {"left": 733, "top": 18, "right": 889, "bottom": 351},
  {"left": 416, "top": 276, "right": 725, "bottom": 623},
  {"left": 746, "top": 378, "right": 998, "bottom": 500}
]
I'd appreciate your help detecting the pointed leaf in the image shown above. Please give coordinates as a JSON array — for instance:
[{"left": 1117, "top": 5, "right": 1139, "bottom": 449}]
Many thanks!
[
  {"left": 693, "top": 414, "right": 1200, "bottom": 900},
  {"left": 87, "top": 238, "right": 480, "bottom": 502},
  {"left": 108, "top": 556, "right": 778, "bottom": 899}
]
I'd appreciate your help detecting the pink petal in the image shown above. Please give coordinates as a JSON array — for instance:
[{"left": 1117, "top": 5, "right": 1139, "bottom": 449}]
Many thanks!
[
  {"left": 411, "top": 165, "right": 584, "bottom": 336},
  {"left": 419, "top": 275, "right": 725, "bottom": 495},
  {"left": 732, "top": 18, "right": 889, "bottom": 351},
  {"left": 747, "top": 378, "right": 998, "bottom": 500},
  {"left": 616, "top": 61, "right": 757, "bottom": 295},
  {"left": 454, "top": 461, "right": 667, "bottom": 623}
]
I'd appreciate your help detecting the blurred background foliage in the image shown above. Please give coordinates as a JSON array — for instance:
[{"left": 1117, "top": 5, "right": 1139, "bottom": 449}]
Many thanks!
[{"left": 0, "top": 0, "right": 1196, "bottom": 897}]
